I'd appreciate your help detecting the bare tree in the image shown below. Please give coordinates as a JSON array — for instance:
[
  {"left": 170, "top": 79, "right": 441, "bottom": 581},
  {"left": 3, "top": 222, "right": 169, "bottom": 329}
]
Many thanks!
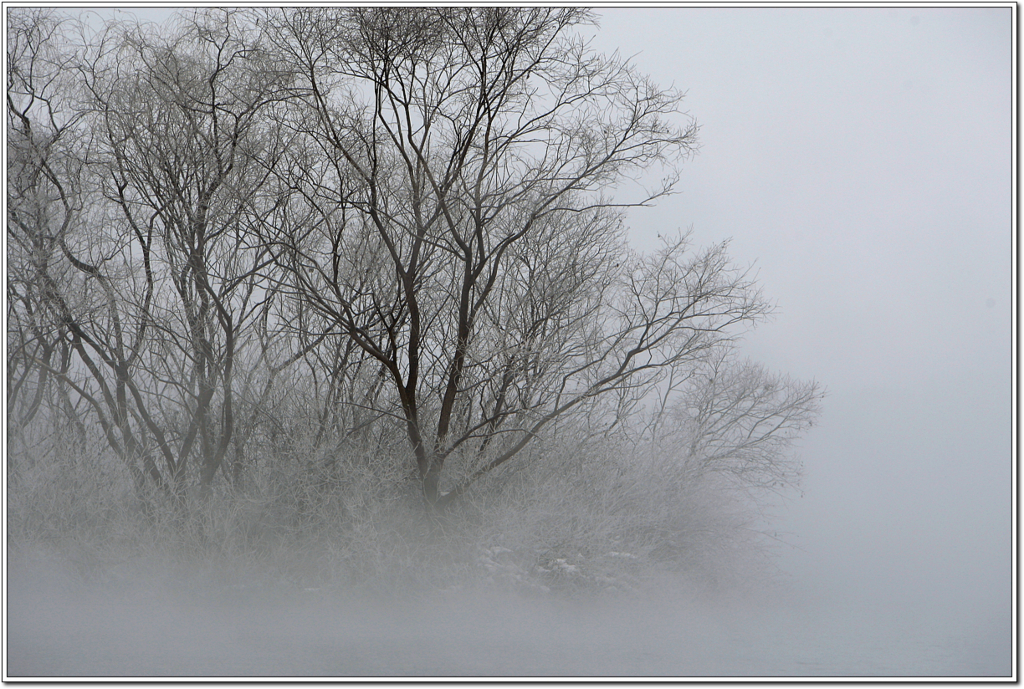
[
  {"left": 6, "top": 9, "right": 297, "bottom": 499},
  {"left": 76, "top": 9, "right": 301, "bottom": 495},
  {"left": 7, "top": 9, "right": 97, "bottom": 464},
  {"left": 8, "top": 6, "right": 822, "bottom": 540},
  {"left": 654, "top": 346, "right": 823, "bottom": 495},
  {"left": 253, "top": 8, "right": 797, "bottom": 506}
]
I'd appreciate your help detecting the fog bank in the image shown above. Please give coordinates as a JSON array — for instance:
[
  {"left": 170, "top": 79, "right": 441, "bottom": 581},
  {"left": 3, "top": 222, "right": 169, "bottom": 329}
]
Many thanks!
[{"left": 6, "top": 545, "right": 1009, "bottom": 678}]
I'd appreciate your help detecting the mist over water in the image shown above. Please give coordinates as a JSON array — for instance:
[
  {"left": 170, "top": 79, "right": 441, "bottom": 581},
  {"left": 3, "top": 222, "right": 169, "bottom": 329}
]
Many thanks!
[{"left": 6, "top": 541, "right": 1009, "bottom": 679}]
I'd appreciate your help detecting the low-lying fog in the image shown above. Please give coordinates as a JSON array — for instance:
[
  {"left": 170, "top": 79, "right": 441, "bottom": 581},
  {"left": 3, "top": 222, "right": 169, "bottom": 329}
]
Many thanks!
[
  {"left": 6, "top": 377, "right": 1009, "bottom": 679},
  {"left": 6, "top": 541, "right": 1008, "bottom": 679}
]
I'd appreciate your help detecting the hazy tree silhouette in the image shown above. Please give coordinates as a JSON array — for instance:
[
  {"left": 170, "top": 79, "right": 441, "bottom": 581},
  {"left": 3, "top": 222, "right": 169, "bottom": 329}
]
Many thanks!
[{"left": 7, "top": 8, "right": 821, "bottom": 581}]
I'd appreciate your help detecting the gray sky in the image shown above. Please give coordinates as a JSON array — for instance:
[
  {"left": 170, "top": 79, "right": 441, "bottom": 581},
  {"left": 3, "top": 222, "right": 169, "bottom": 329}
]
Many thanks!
[{"left": 587, "top": 6, "right": 1012, "bottom": 612}]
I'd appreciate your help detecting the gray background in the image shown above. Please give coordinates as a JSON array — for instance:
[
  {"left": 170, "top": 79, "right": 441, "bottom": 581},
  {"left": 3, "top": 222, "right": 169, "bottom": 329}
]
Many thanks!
[{"left": 587, "top": 6, "right": 1011, "bottom": 618}]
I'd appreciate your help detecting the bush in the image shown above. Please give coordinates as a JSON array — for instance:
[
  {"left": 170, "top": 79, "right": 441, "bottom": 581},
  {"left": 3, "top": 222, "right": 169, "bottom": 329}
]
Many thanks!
[{"left": 7, "top": 426, "right": 785, "bottom": 600}]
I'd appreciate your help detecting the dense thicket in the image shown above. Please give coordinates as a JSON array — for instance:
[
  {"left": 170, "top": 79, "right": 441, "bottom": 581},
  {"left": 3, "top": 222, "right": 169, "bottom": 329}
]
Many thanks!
[{"left": 7, "top": 8, "right": 821, "bottom": 592}]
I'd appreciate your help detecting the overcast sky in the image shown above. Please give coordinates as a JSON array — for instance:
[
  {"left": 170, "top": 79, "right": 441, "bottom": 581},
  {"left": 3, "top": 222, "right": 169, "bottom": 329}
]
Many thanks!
[{"left": 586, "top": 6, "right": 1012, "bottom": 615}]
